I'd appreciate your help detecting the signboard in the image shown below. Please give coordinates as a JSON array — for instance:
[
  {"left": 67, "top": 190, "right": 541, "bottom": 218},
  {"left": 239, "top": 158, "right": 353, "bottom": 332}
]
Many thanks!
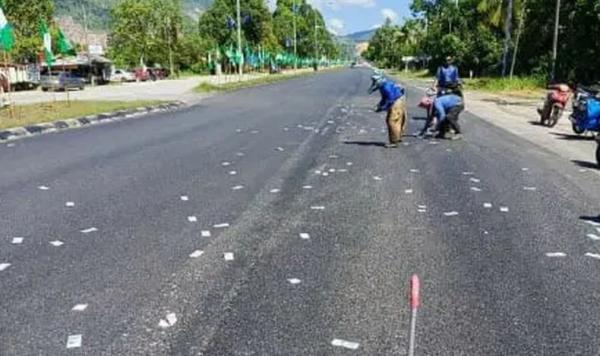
[{"left": 88, "top": 45, "right": 104, "bottom": 55}]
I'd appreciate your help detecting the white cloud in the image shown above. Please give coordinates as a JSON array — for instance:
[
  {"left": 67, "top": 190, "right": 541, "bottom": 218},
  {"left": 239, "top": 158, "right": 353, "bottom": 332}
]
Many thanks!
[
  {"left": 381, "top": 8, "right": 398, "bottom": 22},
  {"left": 308, "top": 0, "right": 376, "bottom": 11},
  {"left": 328, "top": 18, "right": 345, "bottom": 35}
]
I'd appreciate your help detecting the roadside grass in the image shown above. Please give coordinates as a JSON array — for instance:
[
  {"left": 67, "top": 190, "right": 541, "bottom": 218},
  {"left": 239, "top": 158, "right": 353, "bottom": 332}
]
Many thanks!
[
  {"left": 389, "top": 69, "right": 431, "bottom": 80},
  {"left": 0, "top": 100, "right": 166, "bottom": 130},
  {"left": 193, "top": 71, "right": 315, "bottom": 93},
  {"left": 464, "top": 76, "right": 545, "bottom": 98}
]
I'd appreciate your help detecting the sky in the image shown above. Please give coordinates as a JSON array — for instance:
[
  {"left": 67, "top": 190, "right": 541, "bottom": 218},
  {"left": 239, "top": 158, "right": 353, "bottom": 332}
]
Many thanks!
[{"left": 306, "top": 0, "right": 413, "bottom": 36}]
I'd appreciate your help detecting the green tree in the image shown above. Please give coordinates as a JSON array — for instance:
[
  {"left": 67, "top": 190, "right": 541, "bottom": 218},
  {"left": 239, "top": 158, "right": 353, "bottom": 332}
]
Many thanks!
[{"left": 3, "top": 0, "right": 54, "bottom": 63}]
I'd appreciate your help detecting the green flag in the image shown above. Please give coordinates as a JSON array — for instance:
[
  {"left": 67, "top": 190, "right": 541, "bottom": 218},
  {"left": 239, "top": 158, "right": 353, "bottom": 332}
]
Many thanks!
[
  {"left": 0, "top": 2, "right": 14, "bottom": 52},
  {"left": 38, "top": 19, "right": 54, "bottom": 66},
  {"left": 57, "top": 28, "right": 75, "bottom": 56}
]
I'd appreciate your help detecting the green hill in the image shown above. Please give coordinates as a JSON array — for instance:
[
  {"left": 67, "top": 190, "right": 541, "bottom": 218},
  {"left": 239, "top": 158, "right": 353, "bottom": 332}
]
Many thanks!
[{"left": 54, "top": 0, "right": 213, "bottom": 30}]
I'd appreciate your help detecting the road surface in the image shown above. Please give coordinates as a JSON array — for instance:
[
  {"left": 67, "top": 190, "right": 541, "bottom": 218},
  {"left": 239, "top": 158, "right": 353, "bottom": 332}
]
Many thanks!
[{"left": 1, "top": 68, "right": 600, "bottom": 355}]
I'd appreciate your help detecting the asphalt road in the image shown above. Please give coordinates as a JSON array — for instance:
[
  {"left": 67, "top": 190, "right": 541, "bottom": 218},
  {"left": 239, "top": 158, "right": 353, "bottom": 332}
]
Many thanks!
[{"left": 1, "top": 68, "right": 600, "bottom": 355}]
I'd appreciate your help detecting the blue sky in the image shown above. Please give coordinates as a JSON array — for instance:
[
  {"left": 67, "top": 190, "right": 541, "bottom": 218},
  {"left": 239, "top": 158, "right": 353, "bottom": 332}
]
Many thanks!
[{"left": 308, "top": 0, "right": 413, "bottom": 35}]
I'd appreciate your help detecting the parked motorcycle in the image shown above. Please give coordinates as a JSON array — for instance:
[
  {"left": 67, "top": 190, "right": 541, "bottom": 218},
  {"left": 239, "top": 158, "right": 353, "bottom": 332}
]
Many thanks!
[
  {"left": 538, "top": 84, "right": 571, "bottom": 127},
  {"left": 569, "top": 86, "right": 600, "bottom": 135}
]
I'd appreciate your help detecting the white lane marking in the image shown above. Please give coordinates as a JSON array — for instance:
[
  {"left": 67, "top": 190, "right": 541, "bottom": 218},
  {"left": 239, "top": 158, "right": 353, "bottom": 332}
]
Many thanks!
[
  {"left": 585, "top": 221, "right": 600, "bottom": 227},
  {"left": 180, "top": 196, "right": 189, "bottom": 201},
  {"left": 373, "top": 176, "right": 382, "bottom": 181},
  {"left": 11, "top": 237, "right": 23, "bottom": 244},
  {"left": 276, "top": 147, "right": 285, "bottom": 152},
  {"left": 338, "top": 168, "right": 348, "bottom": 173},
  {"left": 405, "top": 189, "right": 413, "bottom": 194},
  {"left": 270, "top": 189, "right": 280, "bottom": 193},
  {"left": 221, "top": 162, "right": 231, "bottom": 167},
  {"left": 224, "top": 252, "right": 234, "bottom": 261},
  {"left": 229, "top": 171, "right": 237, "bottom": 175},
  {"left": 410, "top": 169, "right": 420, "bottom": 173},
  {"left": 232, "top": 185, "right": 245, "bottom": 190},
  {"left": 444, "top": 211, "right": 459, "bottom": 216},
  {"left": 523, "top": 187, "right": 537, "bottom": 191},
  {"left": 470, "top": 187, "right": 482, "bottom": 192},
  {"left": 80, "top": 227, "right": 98, "bottom": 234},
  {"left": 469, "top": 178, "right": 481, "bottom": 183},
  {"left": 66, "top": 334, "right": 82, "bottom": 349},
  {"left": 283, "top": 127, "right": 289, "bottom": 131},
  {"left": 346, "top": 162, "right": 353, "bottom": 166},
  {"left": 322, "top": 172, "right": 329, "bottom": 177},
  {"left": 65, "top": 202, "right": 75, "bottom": 207},
  {"left": 235, "top": 128, "right": 243, "bottom": 133},
  {"left": 315, "top": 170, "right": 322, "bottom": 174},
  {"left": 50, "top": 240, "right": 64, "bottom": 247},
  {"left": 462, "top": 172, "right": 474, "bottom": 176},
  {"left": 158, "top": 313, "right": 178, "bottom": 328},
  {"left": 522, "top": 168, "right": 529, "bottom": 172},
  {"left": 38, "top": 185, "right": 50, "bottom": 190},
  {"left": 187, "top": 216, "right": 197, "bottom": 223},
  {"left": 418, "top": 209, "right": 427, "bottom": 213},
  {"left": 72, "top": 304, "right": 88, "bottom": 312},
  {"left": 585, "top": 253, "right": 600, "bottom": 260},
  {"left": 201, "top": 230, "right": 211, "bottom": 237},
  {"left": 0, "top": 263, "right": 11, "bottom": 271},
  {"left": 329, "top": 155, "right": 339, "bottom": 159},
  {"left": 329, "top": 168, "right": 336, "bottom": 173},
  {"left": 288, "top": 278, "right": 302, "bottom": 285},
  {"left": 311, "top": 206, "right": 325, "bottom": 210},
  {"left": 190, "top": 250, "right": 204, "bottom": 258},
  {"left": 213, "top": 223, "right": 230, "bottom": 229},
  {"left": 418, "top": 205, "right": 427, "bottom": 209},
  {"left": 331, "top": 339, "right": 360, "bottom": 350},
  {"left": 303, "top": 185, "right": 313, "bottom": 190},
  {"left": 483, "top": 203, "right": 492, "bottom": 208},
  {"left": 546, "top": 252, "right": 566, "bottom": 258},
  {"left": 236, "top": 152, "right": 245, "bottom": 157},
  {"left": 500, "top": 207, "right": 510, "bottom": 213},
  {"left": 299, "top": 233, "right": 310, "bottom": 240},
  {"left": 587, "top": 234, "right": 600, "bottom": 241}
]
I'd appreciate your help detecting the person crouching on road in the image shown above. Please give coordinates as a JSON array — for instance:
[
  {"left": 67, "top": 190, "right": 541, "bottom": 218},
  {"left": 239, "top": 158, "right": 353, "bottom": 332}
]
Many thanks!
[
  {"left": 434, "top": 93, "right": 464, "bottom": 140},
  {"left": 368, "top": 72, "right": 407, "bottom": 148}
]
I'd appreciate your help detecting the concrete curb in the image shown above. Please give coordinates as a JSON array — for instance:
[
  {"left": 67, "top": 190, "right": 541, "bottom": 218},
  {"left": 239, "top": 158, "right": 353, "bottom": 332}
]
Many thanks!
[{"left": 0, "top": 101, "right": 185, "bottom": 143}]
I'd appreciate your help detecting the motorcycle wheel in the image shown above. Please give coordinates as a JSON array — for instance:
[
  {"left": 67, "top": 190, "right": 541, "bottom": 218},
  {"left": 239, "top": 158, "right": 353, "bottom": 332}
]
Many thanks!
[
  {"left": 547, "top": 105, "right": 563, "bottom": 127},
  {"left": 572, "top": 123, "right": 586, "bottom": 135}
]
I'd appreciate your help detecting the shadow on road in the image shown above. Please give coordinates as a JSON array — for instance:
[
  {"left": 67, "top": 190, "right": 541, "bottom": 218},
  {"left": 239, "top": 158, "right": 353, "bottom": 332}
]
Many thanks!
[
  {"left": 580, "top": 215, "right": 600, "bottom": 224},
  {"left": 551, "top": 132, "right": 596, "bottom": 141},
  {"left": 343, "top": 141, "right": 386, "bottom": 147},
  {"left": 528, "top": 120, "right": 545, "bottom": 126},
  {"left": 572, "top": 160, "right": 599, "bottom": 170}
]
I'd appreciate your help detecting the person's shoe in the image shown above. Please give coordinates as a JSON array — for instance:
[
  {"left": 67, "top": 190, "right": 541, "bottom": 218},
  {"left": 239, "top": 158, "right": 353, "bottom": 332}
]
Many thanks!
[
  {"left": 450, "top": 133, "right": 463, "bottom": 141},
  {"left": 384, "top": 143, "right": 399, "bottom": 148}
]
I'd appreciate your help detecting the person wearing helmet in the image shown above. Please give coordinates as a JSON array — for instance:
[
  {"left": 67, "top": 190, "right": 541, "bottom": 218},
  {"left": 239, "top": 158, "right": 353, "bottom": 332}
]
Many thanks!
[{"left": 368, "top": 72, "right": 407, "bottom": 148}]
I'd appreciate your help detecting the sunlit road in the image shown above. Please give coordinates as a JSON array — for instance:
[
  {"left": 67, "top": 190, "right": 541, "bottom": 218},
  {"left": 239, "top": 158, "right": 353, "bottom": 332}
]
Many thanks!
[{"left": 1, "top": 68, "right": 600, "bottom": 355}]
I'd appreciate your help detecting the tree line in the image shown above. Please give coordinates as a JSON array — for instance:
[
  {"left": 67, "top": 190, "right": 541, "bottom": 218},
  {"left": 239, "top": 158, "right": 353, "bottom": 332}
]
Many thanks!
[{"left": 365, "top": 0, "right": 600, "bottom": 84}]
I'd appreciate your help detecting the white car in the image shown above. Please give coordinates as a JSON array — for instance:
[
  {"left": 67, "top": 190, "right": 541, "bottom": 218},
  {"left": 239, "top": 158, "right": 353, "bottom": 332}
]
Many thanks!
[{"left": 110, "top": 69, "right": 135, "bottom": 82}]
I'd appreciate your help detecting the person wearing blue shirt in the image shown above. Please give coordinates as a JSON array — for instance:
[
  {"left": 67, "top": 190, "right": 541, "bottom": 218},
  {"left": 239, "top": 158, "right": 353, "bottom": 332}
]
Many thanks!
[
  {"left": 435, "top": 56, "right": 460, "bottom": 91},
  {"left": 368, "top": 72, "right": 407, "bottom": 148},
  {"left": 434, "top": 93, "right": 464, "bottom": 140}
]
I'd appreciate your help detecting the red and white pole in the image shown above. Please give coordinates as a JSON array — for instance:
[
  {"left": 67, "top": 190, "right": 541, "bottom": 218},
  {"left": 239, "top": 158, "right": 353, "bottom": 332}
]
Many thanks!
[{"left": 408, "top": 274, "right": 420, "bottom": 356}]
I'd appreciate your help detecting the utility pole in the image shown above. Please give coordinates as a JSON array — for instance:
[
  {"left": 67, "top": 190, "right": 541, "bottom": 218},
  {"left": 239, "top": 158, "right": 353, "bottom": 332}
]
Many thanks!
[
  {"left": 500, "top": 0, "right": 513, "bottom": 77},
  {"left": 293, "top": 0, "right": 297, "bottom": 70},
  {"left": 551, "top": 0, "right": 561, "bottom": 81},
  {"left": 236, "top": 0, "right": 243, "bottom": 77},
  {"left": 313, "top": 10, "right": 319, "bottom": 71},
  {"left": 166, "top": 17, "right": 174, "bottom": 78},
  {"left": 510, "top": 0, "right": 527, "bottom": 79}
]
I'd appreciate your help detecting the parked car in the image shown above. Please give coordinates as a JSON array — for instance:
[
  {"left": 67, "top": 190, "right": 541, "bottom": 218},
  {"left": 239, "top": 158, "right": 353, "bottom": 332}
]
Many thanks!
[
  {"left": 40, "top": 72, "right": 85, "bottom": 92},
  {"left": 110, "top": 69, "right": 135, "bottom": 82}
]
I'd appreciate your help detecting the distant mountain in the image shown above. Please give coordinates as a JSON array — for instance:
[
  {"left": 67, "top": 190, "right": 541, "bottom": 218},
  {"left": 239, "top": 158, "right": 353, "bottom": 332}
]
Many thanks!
[
  {"left": 343, "top": 29, "right": 376, "bottom": 43},
  {"left": 54, "top": 0, "right": 213, "bottom": 31}
]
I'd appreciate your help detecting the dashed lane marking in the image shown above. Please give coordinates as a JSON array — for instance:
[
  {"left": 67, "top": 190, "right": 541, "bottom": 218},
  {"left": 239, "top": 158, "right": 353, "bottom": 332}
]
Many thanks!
[
  {"left": 373, "top": 176, "right": 382, "bottom": 181},
  {"left": 299, "top": 233, "right": 310, "bottom": 240},
  {"left": 462, "top": 172, "right": 474, "bottom": 176},
  {"left": 38, "top": 185, "right": 50, "bottom": 190},
  {"left": 158, "top": 313, "right": 178, "bottom": 329},
  {"left": 405, "top": 189, "right": 413, "bottom": 194},
  {"left": 11, "top": 237, "right": 23, "bottom": 244},
  {"left": 201, "top": 230, "right": 211, "bottom": 237},
  {"left": 470, "top": 187, "right": 482, "bottom": 192},
  {"left": 287, "top": 278, "right": 302, "bottom": 285},
  {"left": 303, "top": 185, "right": 313, "bottom": 190},
  {"left": 236, "top": 152, "right": 245, "bottom": 157},
  {"left": 500, "top": 207, "right": 510, "bottom": 213},
  {"left": 546, "top": 252, "right": 566, "bottom": 257},
  {"left": 190, "top": 250, "right": 204, "bottom": 258},
  {"left": 50, "top": 240, "right": 64, "bottom": 247},
  {"left": 66, "top": 335, "right": 82, "bottom": 349},
  {"left": 232, "top": 185, "right": 244, "bottom": 190},
  {"left": 187, "top": 216, "right": 197, "bottom": 223},
  {"left": 229, "top": 171, "right": 237, "bottom": 175},
  {"left": 65, "top": 202, "right": 75, "bottom": 207},
  {"left": 585, "top": 253, "right": 600, "bottom": 260},
  {"left": 469, "top": 178, "right": 481, "bottom": 183},
  {"left": 180, "top": 196, "right": 189, "bottom": 201},
  {"left": 522, "top": 168, "right": 529, "bottom": 172},
  {"left": 0, "top": 263, "right": 11, "bottom": 271},
  {"left": 483, "top": 203, "right": 493, "bottom": 208},
  {"left": 221, "top": 162, "right": 231, "bottom": 167},
  {"left": 444, "top": 211, "right": 459, "bottom": 217},
  {"left": 80, "top": 227, "right": 98, "bottom": 234},
  {"left": 72, "top": 304, "right": 88, "bottom": 312},
  {"left": 523, "top": 187, "right": 537, "bottom": 191},
  {"left": 270, "top": 189, "right": 280, "bottom": 193},
  {"left": 213, "top": 223, "right": 230, "bottom": 229},
  {"left": 224, "top": 252, "right": 234, "bottom": 261},
  {"left": 311, "top": 206, "right": 325, "bottom": 210},
  {"left": 331, "top": 339, "right": 360, "bottom": 350},
  {"left": 276, "top": 147, "right": 285, "bottom": 152},
  {"left": 410, "top": 169, "right": 420, "bottom": 173}
]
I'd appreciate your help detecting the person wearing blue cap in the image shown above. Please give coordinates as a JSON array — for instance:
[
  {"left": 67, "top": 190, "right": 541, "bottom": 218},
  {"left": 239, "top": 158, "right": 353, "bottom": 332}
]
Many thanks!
[{"left": 368, "top": 71, "right": 407, "bottom": 148}]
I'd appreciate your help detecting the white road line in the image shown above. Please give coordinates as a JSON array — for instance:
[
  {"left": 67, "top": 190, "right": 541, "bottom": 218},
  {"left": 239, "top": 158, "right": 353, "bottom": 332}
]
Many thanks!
[
  {"left": 276, "top": 147, "right": 285, "bottom": 152},
  {"left": 500, "top": 207, "right": 510, "bottom": 213},
  {"left": 470, "top": 187, "right": 482, "bottom": 192},
  {"left": 190, "top": 250, "right": 204, "bottom": 258},
  {"left": 38, "top": 185, "right": 50, "bottom": 190},
  {"left": 229, "top": 171, "right": 237, "bottom": 175},
  {"left": 587, "top": 234, "right": 600, "bottom": 241},
  {"left": 201, "top": 230, "right": 211, "bottom": 237},
  {"left": 546, "top": 252, "right": 566, "bottom": 257},
  {"left": 224, "top": 252, "right": 234, "bottom": 261},
  {"left": 221, "top": 162, "right": 231, "bottom": 167},
  {"left": 66, "top": 334, "right": 82, "bottom": 349},
  {"left": 11, "top": 237, "right": 23, "bottom": 244},
  {"left": 523, "top": 187, "right": 537, "bottom": 191},
  {"left": 0, "top": 263, "right": 11, "bottom": 271},
  {"left": 65, "top": 202, "right": 75, "bottom": 207},
  {"left": 187, "top": 216, "right": 198, "bottom": 223},
  {"left": 331, "top": 339, "right": 360, "bottom": 350},
  {"left": 346, "top": 162, "right": 353, "bottom": 166},
  {"left": 469, "top": 178, "right": 481, "bottom": 183},
  {"left": 418, "top": 209, "right": 427, "bottom": 213},
  {"left": 329, "top": 155, "right": 339, "bottom": 159},
  {"left": 232, "top": 185, "right": 244, "bottom": 190},
  {"left": 373, "top": 176, "right": 382, "bottom": 181},
  {"left": 462, "top": 172, "right": 474, "bottom": 175},
  {"left": 329, "top": 168, "right": 336, "bottom": 173},
  {"left": 158, "top": 313, "right": 178, "bottom": 328},
  {"left": 287, "top": 278, "right": 302, "bottom": 285},
  {"left": 303, "top": 185, "right": 313, "bottom": 190},
  {"left": 72, "top": 304, "right": 88, "bottom": 312},
  {"left": 405, "top": 189, "right": 413, "bottom": 194},
  {"left": 236, "top": 152, "right": 245, "bottom": 157},
  {"left": 311, "top": 206, "right": 325, "bottom": 210},
  {"left": 299, "top": 233, "right": 310, "bottom": 240},
  {"left": 483, "top": 203, "right": 493, "bottom": 208},
  {"left": 410, "top": 169, "right": 420, "bottom": 173},
  {"left": 444, "top": 211, "right": 459, "bottom": 216},
  {"left": 213, "top": 223, "right": 230, "bottom": 229},
  {"left": 522, "top": 168, "right": 529, "bottom": 172},
  {"left": 270, "top": 189, "right": 280, "bottom": 193},
  {"left": 315, "top": 170, "right": 322, "bottom": 174},
  {"left": 338, "top": 169, "right": 348, "bottom": 173},
  {"left": 180, "top": 196, "right": 189, "bottom": 201},
  {"left": 418, "top": 205, "right": 427, "bottom": 209},
  {"left": 585, "top": 253, "right": 600, "bottom": 260},
  {"left": 50, "top": 240, "right": 64, "bottom": 247},
  {"left": 80, "top": 227, "right": 98, "bottom": 234}
]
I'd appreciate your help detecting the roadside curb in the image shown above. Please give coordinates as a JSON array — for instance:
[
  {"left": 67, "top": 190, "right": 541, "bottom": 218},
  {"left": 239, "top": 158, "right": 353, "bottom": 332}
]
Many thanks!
[{"left": 0, "top": 101, "right": 185, "bottom": 143}]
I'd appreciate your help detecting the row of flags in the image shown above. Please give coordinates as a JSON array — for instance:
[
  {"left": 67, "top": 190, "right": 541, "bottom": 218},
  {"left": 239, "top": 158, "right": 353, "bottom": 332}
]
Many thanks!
[
  {"left": 0, "top": 3, "right": 74, "bottom": 65},
  {"left": 211, "top": 45, "right": 345, "bottom": 69}
]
